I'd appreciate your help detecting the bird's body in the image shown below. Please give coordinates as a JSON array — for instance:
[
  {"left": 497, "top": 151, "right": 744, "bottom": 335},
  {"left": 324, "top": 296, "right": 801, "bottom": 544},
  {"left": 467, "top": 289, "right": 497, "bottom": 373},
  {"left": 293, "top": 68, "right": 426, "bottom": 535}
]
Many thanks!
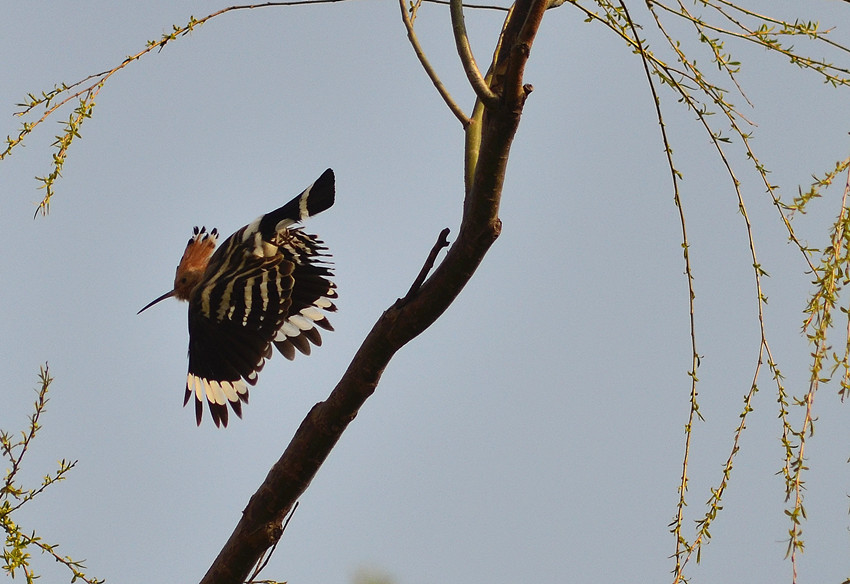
[{"left": 139, "top": 169, "right": 337, "bottom": 427}]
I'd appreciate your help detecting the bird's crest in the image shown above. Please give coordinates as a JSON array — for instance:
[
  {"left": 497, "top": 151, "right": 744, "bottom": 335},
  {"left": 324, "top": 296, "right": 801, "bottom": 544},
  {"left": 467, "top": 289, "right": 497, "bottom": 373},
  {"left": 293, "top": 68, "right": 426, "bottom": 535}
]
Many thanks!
[{"left": 174, "top": 227, "right": 218, "bottom": 300}]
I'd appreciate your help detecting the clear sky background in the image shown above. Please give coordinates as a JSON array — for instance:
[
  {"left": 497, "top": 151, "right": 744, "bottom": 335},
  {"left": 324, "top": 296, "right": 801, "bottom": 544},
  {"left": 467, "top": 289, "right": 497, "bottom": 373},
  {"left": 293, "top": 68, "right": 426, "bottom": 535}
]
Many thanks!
[{"left": 2, "top": 1, "right": 850, "bottom": 583}]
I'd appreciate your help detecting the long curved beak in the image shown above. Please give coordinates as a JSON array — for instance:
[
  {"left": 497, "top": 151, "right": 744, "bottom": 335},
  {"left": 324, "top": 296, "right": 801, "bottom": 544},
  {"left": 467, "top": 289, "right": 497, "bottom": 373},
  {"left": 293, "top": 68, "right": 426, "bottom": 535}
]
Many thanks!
[{"left": 137, "top": 290, "right": 176, "bottom": 314}]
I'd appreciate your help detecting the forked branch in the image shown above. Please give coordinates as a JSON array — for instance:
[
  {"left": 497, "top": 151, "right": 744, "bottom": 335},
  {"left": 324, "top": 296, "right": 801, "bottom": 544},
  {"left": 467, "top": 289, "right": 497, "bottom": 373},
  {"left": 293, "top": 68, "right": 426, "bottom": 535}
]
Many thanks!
[{"left": 199, "top": 2, "right": 549, "bottom": 582}]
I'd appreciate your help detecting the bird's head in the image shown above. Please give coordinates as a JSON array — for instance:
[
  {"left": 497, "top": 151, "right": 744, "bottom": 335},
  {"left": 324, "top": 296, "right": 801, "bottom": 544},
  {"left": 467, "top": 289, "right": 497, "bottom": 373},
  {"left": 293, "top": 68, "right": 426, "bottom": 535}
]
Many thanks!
[{"left": 138, "top": 226, "right": 218, "bottom": 314}]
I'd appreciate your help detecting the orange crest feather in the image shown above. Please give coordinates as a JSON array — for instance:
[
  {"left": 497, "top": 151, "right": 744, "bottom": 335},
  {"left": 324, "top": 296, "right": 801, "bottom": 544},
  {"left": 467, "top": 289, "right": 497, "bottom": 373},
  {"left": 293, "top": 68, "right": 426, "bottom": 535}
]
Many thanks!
[{"left": 173, "top": 227, "right": 218, "bottom": 300}]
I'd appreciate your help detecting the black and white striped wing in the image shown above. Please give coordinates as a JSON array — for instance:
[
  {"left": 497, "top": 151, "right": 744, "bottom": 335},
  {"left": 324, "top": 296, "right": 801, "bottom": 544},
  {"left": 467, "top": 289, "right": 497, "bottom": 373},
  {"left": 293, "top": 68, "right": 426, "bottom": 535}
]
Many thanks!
[
  {"left": 272, "top": 230, "right": 337, "bottom": 360},
  {"left": 185, "top": 169, "right": 336, "bottom": 427}
]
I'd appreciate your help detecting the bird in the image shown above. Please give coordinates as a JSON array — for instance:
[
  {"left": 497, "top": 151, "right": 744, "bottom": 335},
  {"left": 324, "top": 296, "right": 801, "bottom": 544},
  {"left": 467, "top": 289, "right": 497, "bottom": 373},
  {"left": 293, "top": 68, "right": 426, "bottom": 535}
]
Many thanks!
[{"left": 138, "top": 168, "right": 337, "bottom": 427}]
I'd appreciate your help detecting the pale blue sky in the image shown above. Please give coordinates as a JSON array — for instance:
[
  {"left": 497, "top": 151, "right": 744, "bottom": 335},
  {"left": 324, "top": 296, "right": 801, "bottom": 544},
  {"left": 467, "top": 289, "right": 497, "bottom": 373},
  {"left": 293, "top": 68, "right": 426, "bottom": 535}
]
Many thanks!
[{"left": 3, "top": 1, "right": 850, "bottom": 583}]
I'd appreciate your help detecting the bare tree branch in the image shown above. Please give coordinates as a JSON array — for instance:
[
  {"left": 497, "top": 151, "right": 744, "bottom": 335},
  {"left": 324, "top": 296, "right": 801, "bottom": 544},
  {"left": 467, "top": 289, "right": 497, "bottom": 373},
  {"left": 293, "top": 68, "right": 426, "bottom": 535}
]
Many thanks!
[{"left": 199, "top": 2, "right": 549, "bottom": 582}]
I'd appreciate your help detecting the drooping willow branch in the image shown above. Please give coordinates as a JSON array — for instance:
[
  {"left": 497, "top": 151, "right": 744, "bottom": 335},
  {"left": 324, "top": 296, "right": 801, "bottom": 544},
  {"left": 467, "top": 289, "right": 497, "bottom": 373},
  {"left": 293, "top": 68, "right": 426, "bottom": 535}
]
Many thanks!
[
  {"left": 561, "top": 3, "right": 850, "bottom": 579},
  {"left": 3, "top": 0, "right": 504, "bottom": 216}
]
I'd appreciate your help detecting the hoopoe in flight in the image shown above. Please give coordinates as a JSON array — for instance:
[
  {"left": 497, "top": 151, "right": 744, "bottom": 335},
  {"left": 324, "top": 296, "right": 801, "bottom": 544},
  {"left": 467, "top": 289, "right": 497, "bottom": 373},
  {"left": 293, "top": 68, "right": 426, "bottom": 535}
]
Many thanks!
[{"left": 139, "top": 169, "right": 337, "bottom": 427}]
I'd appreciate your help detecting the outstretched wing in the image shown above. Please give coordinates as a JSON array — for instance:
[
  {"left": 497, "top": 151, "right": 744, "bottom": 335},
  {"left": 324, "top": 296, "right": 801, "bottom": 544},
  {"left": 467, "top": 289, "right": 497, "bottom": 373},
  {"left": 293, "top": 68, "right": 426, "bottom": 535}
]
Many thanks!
[
  {"left": 272, "top": 230, "right": 337, "bottom": 360},
  {"left": 185, "top": 169, "right": 337, "bottom": 427}
]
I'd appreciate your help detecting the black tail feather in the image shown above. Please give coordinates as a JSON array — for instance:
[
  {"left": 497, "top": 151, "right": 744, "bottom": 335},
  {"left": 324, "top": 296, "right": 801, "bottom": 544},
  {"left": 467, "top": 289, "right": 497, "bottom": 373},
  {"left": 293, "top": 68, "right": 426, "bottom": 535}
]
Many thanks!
[{"left": 259, "top": 169, "right": 335, "bottom": 239}]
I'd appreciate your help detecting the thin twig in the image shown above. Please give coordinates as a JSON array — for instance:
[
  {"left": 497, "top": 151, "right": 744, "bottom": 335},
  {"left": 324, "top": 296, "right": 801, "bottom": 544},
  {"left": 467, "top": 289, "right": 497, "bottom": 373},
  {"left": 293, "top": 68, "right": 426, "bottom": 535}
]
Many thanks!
[
  {"left": 246, "top": 502, "right": 298, "bottom": 583},
  {"left": 396, "top": 228, "right": 452, "bottom": 307},
  {"left": 616, "top": 4, "right": 701, "bottom": 577},
  {"left": 399, "top": 0, "right": 470, "bottom": 126},
  {"left": 450, "top": 0, "right": 500, "bottom": 107}
]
